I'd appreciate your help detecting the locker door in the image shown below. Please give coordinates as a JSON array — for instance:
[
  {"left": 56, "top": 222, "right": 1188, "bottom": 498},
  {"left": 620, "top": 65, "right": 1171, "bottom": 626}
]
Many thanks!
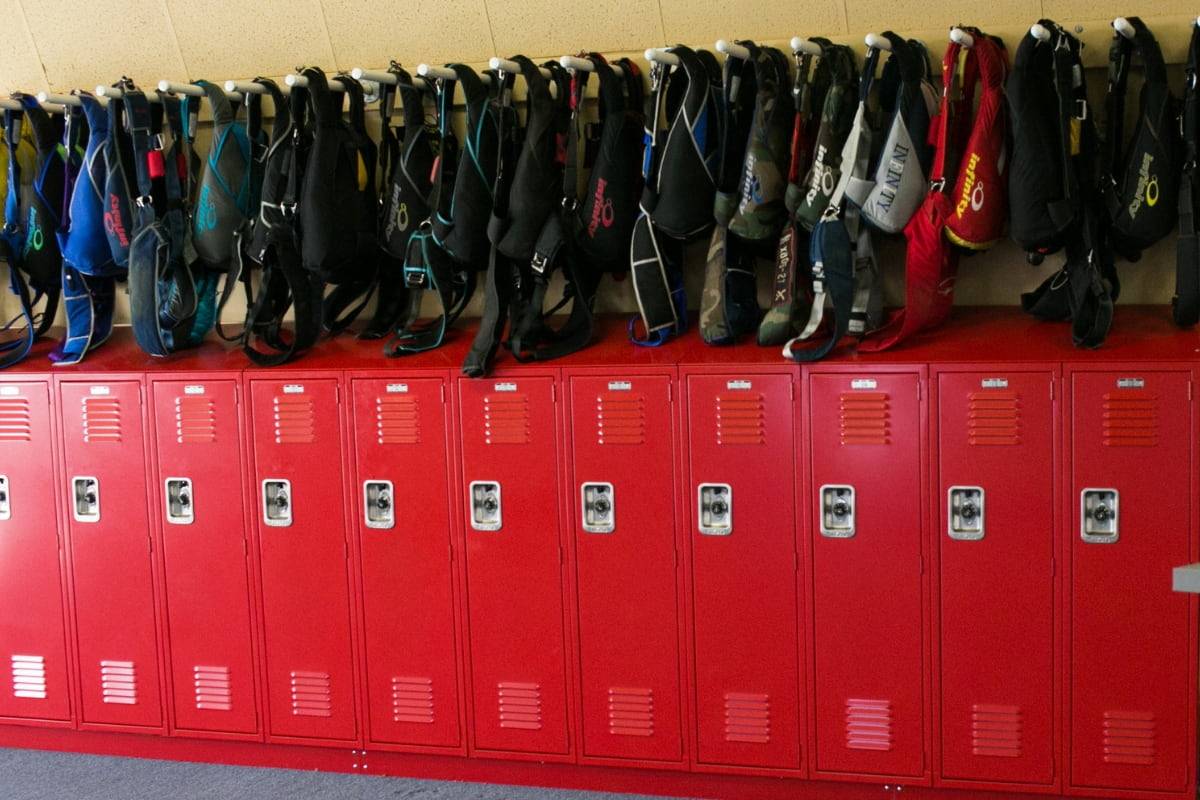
[
  {"left": 937, "top": 372, "right": 1054, "bottom": 785},
  {"left": 1070, "top": 371, "right": 1191, "bottom": 794},
  {"left": 569, "top": 374, "right": 682, "bottom": 763},
  {"left": 809, "top": 372, "right": 923, "bottom": 777},
  {"left": 0, "top": 381, "right": 71, "bottom": 722},
  {"left": 351, "top": 377, "right": 461, "bottom": 749},
  {"left": 59, "top": 380, "right": 161, "bottom": 728},
  {"left": 151, "top": 380, "right": 258, "bottom": 736},
  {"left": 458, "top": 376, "right": 569, "bottom": 756},
  {"left": 249, "top": 378, "right": 356, "bottom": 741},
  {"left": 686, "top": 373, "right": 800, "bottom": 770}
]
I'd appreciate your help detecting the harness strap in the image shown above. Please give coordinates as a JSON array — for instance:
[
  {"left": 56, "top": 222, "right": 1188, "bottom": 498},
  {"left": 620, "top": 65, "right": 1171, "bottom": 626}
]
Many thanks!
[
  {"left": 509, "top": 55, "right": 593, "bottom": 362},
  {"left": 462, "top": 64, "right": 521, "bottom": 377},
  {"left": 1177, "top": 24, "right": 1200, "bottom": 327}
]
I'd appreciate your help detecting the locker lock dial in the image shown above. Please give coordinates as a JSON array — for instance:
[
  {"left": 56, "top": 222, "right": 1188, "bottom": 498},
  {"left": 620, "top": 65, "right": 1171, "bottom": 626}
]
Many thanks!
[
  {"left": 164, "top": 478, "right": 194, "bottom": 525},
  {"left": 581, "top": 483, "right": 615, "bottom": 534},
  {"left": 820, "top": 485, "right": 855, "bottom": 538},
  {"left": 698, "top": 484, "right": 732, "bottom": 536},
  {"left": 0, "top": 475, "right": 9, "bottom": 520},
  {"left": 363, "top": 480, "right": 395, "bottom": 529},
  {"left": 72, "top": 476, "right": 100, "bottom": 523},
  {"left": 470, "top": 481, "right": 502, "bottom": 531},
  {"left": 1081, "top": 488, "right": 1119, "bottom": 544},
  {"left": 948, "top": 487, "right": 985, "bottom": 541},
  {"left": 262, "top": 479, "right": 293, "bottom": 527}
]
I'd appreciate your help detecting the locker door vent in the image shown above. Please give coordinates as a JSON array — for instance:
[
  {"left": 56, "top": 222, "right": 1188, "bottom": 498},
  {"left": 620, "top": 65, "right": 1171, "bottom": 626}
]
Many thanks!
[
  {"left": 1102, "top": 395, "right": 1158, "bottom": 447},
  {"left": 967, "top": 392, "right": 1022, "bottom": 446},
  {"left": 724, "top": 692, "right": 771, "bottom": 743},
  {"left": 1103, "top": 710, "right": 1156, "bottom": 765},
  {"left": 99, "top": 660, "right": 138, "bottom": 705},
  {"left": 715, "top": 393, "right": 765, "bottom": 446},
  {"left": 839, "top": 393, "right": 890, "bottom": 446},
  {"left": 11, "top": 655, "right": 46, "bottom": 699},
  {"left": 607, "top": 687, "right": 654, "bottom": 737},
  {"left": 81, "top": 397, "right": 122, "bottom": 444},
  {"left": 193, "top": 665, "right": 232, "bottom": 712},
  {"left": 0, "top": 397, "right": 32, "bottom": 442},
  {"left": 497, "top": 681, "right": 543, "bottom": 730},
  {"left": 175, "top": 397, "right": 216, "bottom": 444},
  {"left": 845, "top": 698, "right": 893, "bottom": 751},
  {"left": 376, "top": 396, "right": 421, "bottom": 445},
  {"left": 484, "top": 394, "right": 530, "bottom": 445},
  {"left": 273, "top": 396, "right": 316, "bottom": 445},
  {"left": 289, "top": 670, "right": 332, "bottom": 717},
  {"left": 971, "top": 704, "right": 1022, "bottom": 757},
  {"left": 596, "top": 393, "right": 645, "bottom": 446},
  {"left": 391, "top": 676, "right": 435, "bottom": 724}
]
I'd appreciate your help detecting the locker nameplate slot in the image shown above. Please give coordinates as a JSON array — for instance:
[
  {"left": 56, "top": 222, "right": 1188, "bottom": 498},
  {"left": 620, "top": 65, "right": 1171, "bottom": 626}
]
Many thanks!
[
  {"left": 698, "top": 484, "right": 732, "bottom": 535},
  {"left": 470, "top": 481, "right": 502, "bottom": 531},
  {"left": 364, "top": 480, "right": 395, "bottom": 529},
  {"left": 581, "top": 482, "right": 615, "bottom": 533},
  {"left": 820, "top": 485, "right": 855, "bottom": 538},
  {"left": 1081, "top": 488, "right": 1118, "bottom": 543},
  {"left": 262, "top": 479, "right": 293, "bottom": 527},
  {"left": 0, "top": 475, "right": 9, "bottom": 520},
  {"left": 164, "top": 478, "right": 194, "bottom": 525},
  {"left": 948, "top": 486, "right": 984, "bottom": 540},
  {"left": 72, "top": 476, "right": 99, "bottom": 523}
]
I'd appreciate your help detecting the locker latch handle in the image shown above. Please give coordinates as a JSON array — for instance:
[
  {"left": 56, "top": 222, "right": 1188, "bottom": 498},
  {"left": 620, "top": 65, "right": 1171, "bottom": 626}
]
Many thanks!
[
  {"left": 263, "top": 479, "right": 293, "bottom": 527},
  {"left": 698, "top": 484, "right": 732, "bottom": 536},
  {"left": 1081, "top": 488, "right": 1119, "bottom": 544},
  {"left": 948, "top": 486, "right": 985, "bottom": 541},
  {"left": 72, "top": 476, "right": 100, "bottom": 523},
  {"left": 820, "top": 485, "right": 855, "bottom": 538},
  {"left": 581, "top": 482, "right": 615, "bottom": 534},
  {"left": 0, "top": 475, "right": 9, "bottom": 521},
  {"left": 470, "top": 481, "right": 502, "bottom": 531},
  {"left": 164, "top": 478, "right": 195, "bottom": 525},
  {"left": 364, "top": 480, "right": 395, "bottom": 530}
]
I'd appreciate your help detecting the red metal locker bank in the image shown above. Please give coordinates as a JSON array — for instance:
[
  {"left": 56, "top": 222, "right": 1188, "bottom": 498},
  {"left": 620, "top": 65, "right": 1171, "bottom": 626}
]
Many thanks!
[
  {"left": 246, "top": 374, "right": 358, "bottom": 743},
  {"left": 348, "top": 371, "right": 464, "bottom": 752},
  {"left": 683, "top": 366, "right": 802, "bottom": 773},
  {"left": 565, "top": 367, "right": 684, "bottom": 766},
  {"left": 57, "top": 377, "right": 163, "bottom": 730},
  {"left": 0, "top": 377, "right": 72, "bottom": 725},
  {"left": 149, "top": 376, "right": 259, "bottom": 738},
  {"left": 933, "top": 368, "right": 1058, "bottom": 792},
  {"left": 806, "top": 367, "right": 927, "bottom": 783},
  {"left": 1067, "top": 367, "right": 1196, "bottom": 799},
  {"left": 456, "top": 372, "right": 572, "bottom": 759}
]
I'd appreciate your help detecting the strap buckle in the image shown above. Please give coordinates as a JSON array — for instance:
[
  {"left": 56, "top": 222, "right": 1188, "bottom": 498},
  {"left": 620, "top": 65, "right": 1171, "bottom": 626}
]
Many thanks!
[
  {"left": 1074, "top": 99, "right": 1088, "bottom": 121},
  {"left": 930, "top": 177, "right": 946, "bottom": 193},
  {"left": 280, "top": 201, "right": 297, "bottom": 219},
  {"left": 530, "top": 252, "right": 548, "bottom": 275},
  {"left": 134, "top": 195, "right": 152, "bottom": 208}
]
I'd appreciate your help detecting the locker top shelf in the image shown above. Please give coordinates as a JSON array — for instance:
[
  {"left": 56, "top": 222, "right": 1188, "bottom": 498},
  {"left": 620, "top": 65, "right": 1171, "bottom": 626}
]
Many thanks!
[{"left": 2, "top": 306, "right": 1198, "bottom": 376}]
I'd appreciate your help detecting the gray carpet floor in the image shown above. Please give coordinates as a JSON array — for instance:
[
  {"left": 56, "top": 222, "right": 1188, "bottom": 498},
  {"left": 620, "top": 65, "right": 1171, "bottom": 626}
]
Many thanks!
[{"left": 0, "top": 747, "right": 693, "bottom": 799}]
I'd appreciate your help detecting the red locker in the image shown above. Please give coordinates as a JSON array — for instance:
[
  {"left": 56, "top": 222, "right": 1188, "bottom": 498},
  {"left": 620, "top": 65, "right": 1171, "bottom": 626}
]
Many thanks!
[
  {"left": 935, "top": 370, "right": 1055, "bottom": 788},
  {"left": 807, "top": 369, "right": 925, "bottom": 780},
  {"left": 1068, "top": 369, "right": 1194, "bottom": 796},
  {"left": 247, "top": 377, "right": 357, "bottom": 743},
  {"left": 150, "top": 378, "right": 258, "bottom": 737},
  {"left": 567, "top": 372, "right": 683, "bottom": 765},
  {"left": 58, "top": 379, "right": 162, "bottom": 729},
  {"left": 349, "top": 376, "right": 462, "bottom": 750},
  {"left": 457, "top": 375, "right": 570, "bottom": 757},
  {"left": 684, "top": 371, "right": 801, "bottom": 772},
  {"left": 0, "top": 380, "right": 72, "bottom": 723}
]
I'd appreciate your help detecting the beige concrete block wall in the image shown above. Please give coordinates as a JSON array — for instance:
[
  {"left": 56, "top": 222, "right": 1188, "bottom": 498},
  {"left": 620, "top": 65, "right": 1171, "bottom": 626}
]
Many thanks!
[{"left": 1, "top": 1, "right": 1197, "bottom": 328}]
